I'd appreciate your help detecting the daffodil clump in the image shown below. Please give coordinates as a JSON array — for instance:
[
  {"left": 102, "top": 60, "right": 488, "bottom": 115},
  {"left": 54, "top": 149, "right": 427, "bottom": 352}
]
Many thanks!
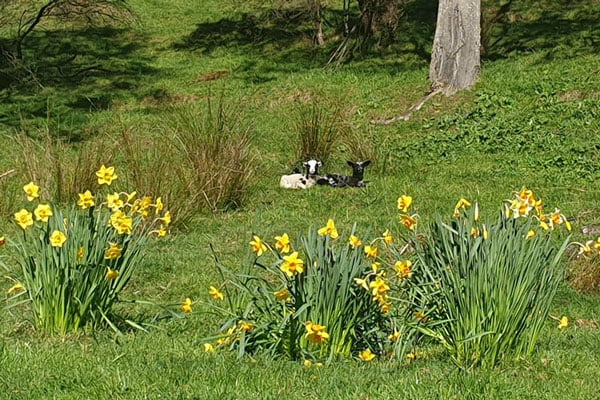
[
  {"left": 402, "top": 188, "right": 571, "bottom": 368},
  {"left": 2, "top": 166, "right": 171, "bottom": 334},
  {"left": 204, "top": 219, "right": 415, "bottom": 363}
]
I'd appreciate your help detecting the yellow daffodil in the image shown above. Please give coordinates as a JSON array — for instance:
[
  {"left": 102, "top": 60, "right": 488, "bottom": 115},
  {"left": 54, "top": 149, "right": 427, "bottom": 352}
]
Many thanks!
[
  {"left": 250, "top": 235, "right": 267, "bottom": 256},
  {"left": 109, "top": 210, "right": 133, "bottom": 235},
  {"left": 182, "top": 298, "right": 193, "bottom": 313},
  {"left": 104, "top": 243, "right": 123, "bottom": 259},
  {"left": 155, "top": 197, "right": 164, "bottom": 214},
  {"left": 274, "top": 233, "right": 291, "bottom": 253},
  {"left": 359, "top": 349, "right": 376, "bottom": 362},
  {"left": 23, "top": 182, "right": 40, "bottom": 201},
  {"left": 77, "top": 190, "right": 95, "bottom": 209},
  {"left": 594, "top": 237, "right": 600, "bottom": 250},
  {"left": 382, "top": 229, "right": 394, "bottom": 245},
  {"left": 77, "top": 247, "right": 85, "bottom": 260},
  {"left": 274, "top": 288, "right": 291, "bottom": 302},
  {"left": 364, "top": 245, "right": 378, "bottom": 259},
  {"left": 414, "top": 311, "right": 428, "bottom": 322},
  {"left": 389, "top": 331, "right": 401, "bottom": 342},
  {"left": 380, "top": 301, "right": 391, "bottom": 313},
  {"left": 0, "top": 236, "right": 5, "bottom": 246},
  {"left": 578, "top": 241, "right": 594, "bottom": 257},
  {"left": 400, "top": 214, "right": 417, "bottom": 231},
  {"left": 371, "top": 262, "right": 381, "bottom": 273},
  {"left": 281, "top": 251, "right": 304, "bottom": 277},
  {"left": 453, "top": 198, "right": 472, "bottom": 217},
  {"left": 14, "top": 209, "right": 34, "bottom": 230},
  {"left": 7, "top": 282, "right": 24, "bottom": 295},
  {"left": 204, "top": 343, "right": 215, "bottom": 353},
  {"left": 354, "top": 277, "right": 369, "bottom": 291},
  {"left": 482, "top": 225, "right": 489, "bottom": 240},
  {"left": 304, "top": 321, "right": 330, "bottom": 344},
  {"left": 49, "top": 230, "right": 67, "bottom": 247},
  {"left": 33, "top": 204, "right": 52, "bottom": 222},
  {"left": 397, "top": 195, "right": 413, "bottom": 213},
  {"left": 156, "top": 225, "right": 168, "bottom": 237},
  {"left": 349, "top": 235, "right": 362, "bottom": 249},
  {"left": 105, "top": 267, "right": 119, "bottom": 281},
  {"left": 406, "top": 351, "right": 417, "bottom": 361},
  {"left": 96, "top": 165, "right": 118, "bottom": 185},
  {"left": 526, "top": 229, "right": 536, "bottom": 240},
  {"left": 394, "top": 260, "right": 412, "bottom": 279},
  {"left": 471, "top": 227, "right": 480, "bottom": 238},
  {"left": 369, "top": 277, "right": 390, "bottom": 297},
  {"left": 134, "top": 196, "right": 153, "bottom": 218},
  {"left": 303, "top": 359, "right": 313, "bottom": 367},
  {"left": 160, "top": 211, "right": 172, "bottom": 226},
  {"left": 106, "top": 193, "right": 124, "bottom": 211},
  {"left": 318, "top": 218, "right": 339, "bottom": 239},
  {"left": 474, "top": 202, "right": 480, "bottom": 221},
  {"left": 239, "top": 321, "right": 255, "bottom": 331},
  {"left": 558, "top": 316, "right": 569, "bottom": 330},
  {"left": 209, "top": 286, "right": 225, "bottom": 300}
]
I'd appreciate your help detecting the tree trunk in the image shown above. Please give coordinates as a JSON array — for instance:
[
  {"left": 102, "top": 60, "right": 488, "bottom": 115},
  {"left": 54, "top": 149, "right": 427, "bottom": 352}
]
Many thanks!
[
  {"left": 309, "top": 0, "right": 325, "bottom": 46},
  {"left": 429, "top": 0, "right": 481, "bottom": 95}
]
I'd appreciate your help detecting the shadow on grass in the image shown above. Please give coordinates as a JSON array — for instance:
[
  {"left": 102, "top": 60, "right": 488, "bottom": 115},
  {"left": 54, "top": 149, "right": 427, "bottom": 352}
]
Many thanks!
[
  {"left": 486, "top": 0, "right": 600, "bottom": 60},
  {"left": 0, "top": 27, "right": 158, "bottom": 135},
  {"left": 173, "top": 2, "right": 437, "bottom": 81}
]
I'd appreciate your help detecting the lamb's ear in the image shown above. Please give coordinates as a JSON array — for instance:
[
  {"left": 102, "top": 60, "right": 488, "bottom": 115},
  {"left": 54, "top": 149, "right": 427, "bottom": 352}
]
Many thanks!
[
  {"left": 347, "top": 161, "right": 356, "bottom": 167},
  {"left": 362, "top": 160, "right": 371, "bottom": 168},
  {"left": 318, "top": 161, "right": 323, "bottom": 167},
  {"left": 302, "top": 161, "right": 308, "bottom": 168}
]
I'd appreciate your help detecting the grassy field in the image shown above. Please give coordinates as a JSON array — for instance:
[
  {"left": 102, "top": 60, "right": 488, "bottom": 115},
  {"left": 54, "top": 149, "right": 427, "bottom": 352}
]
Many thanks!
[{"left": 2, "top": 0, "right": 600, "bottom": 398}]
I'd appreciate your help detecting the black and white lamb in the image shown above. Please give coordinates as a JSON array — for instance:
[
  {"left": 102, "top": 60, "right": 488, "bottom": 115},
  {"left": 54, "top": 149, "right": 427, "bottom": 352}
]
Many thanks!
[
  {"left": 317, "top": 160, "right": 371, "bottom": 188},
  {"left": 279, "top": 159, "right": 323, "bottom": 189}
]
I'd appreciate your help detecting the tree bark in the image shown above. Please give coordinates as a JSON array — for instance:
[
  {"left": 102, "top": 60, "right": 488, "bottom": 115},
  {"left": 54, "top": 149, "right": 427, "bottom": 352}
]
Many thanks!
[{"left": 429, "top": 0, "right": 481, "bottom": 95}]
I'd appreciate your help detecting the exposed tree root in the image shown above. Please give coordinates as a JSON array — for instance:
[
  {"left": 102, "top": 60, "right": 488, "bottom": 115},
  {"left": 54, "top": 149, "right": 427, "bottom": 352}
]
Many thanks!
[{"left": 369, "top": 87, "right": 444, "bottom": 125}]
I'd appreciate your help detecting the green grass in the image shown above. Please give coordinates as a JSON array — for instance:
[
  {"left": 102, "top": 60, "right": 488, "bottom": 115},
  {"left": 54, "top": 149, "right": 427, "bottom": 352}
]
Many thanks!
[{"left": 2, "top": 0, "right": 600, "bottom": 398}]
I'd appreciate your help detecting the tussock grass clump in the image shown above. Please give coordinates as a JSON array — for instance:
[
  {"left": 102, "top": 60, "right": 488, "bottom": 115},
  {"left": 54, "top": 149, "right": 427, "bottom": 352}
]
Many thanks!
[
  {"left": 569, "top": 254, "right": 600, "bottom": 295},
  {"left": 167, "top": 102, "right": 255, "bottom": 215},
  {"left": 14, "top": 129, "right": 116, "bottom": 204},
  {"left": 293, "top": 99, "right": 342, "bottom": 165}
]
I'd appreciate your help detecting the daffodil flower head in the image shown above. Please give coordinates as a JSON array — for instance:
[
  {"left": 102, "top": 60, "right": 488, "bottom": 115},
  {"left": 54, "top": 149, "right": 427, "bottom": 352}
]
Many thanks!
[
  {"left": 558, "top": 316, "right": 569, "bottom": 330},
  {"left": 318, "top": 219, "right": 339, "bottom": 239},
  {"left": 364, "top": 245, "right": 378, "bottom": 259},
  {"left": 7, "top": 282, "right": 25, "bottom": 295},
  {"left": 274, "top": 288, "right": 291, "bottom": 302},
  {"left": 34, "top": 204, "right": 53, "bottom": 222},
  {"left": 250, "top": 235, "right": 267, "bottom": 256},
  {"left": 49, "top": 230, "right": 67, "bottom": 247},
  {"left": 104, "top": 243, "right": 123, "bottom": 259},
  {"left": 106, "top": 193, "right": 124, "bottom": 211},
  {"left": 182, "top": 298, "right": 193, "bottom": 313},
  {"left": 394, "top": 260, "right": 412, "bottom": 279},
  {"left": 349, "top": 235, "right": 362, "bottom": 249},
  {"left": 274, "top": 233, "right": 291, "bottom": 253},
  {"left": 23, "top": 182, "right": 40, "bottom": 201},
  {"left": 105, "top": 267, "right": 119, "bottom": 281},
  {"left": 359, "top": 349, "right": 376, "bottom": 362},
  {"left": 14, "top": 209, "right": 34, "bottom": 230},
  {"left": 96, "top": 165, "right": 118, "bottom": 185},
  {"left": 209, "top": 286, "right": 225, "bottom": 300},
  {"left": 304, "top": 321, "right": 330, "bottom": 344},
  {"left": 281, "top": 251, "right": 304, "bottom": 277},
  {"left": 397, "top": 195, "right": 413, "bottom": 213},
  {"left": 399, "top": 214, "right": 417, "bottom": 231},
  {"left": 77, "top": 190, "right": 95, "bottom": 209},
  {"left": 453, "top": 198, "right": 472, "bottom": 217}
]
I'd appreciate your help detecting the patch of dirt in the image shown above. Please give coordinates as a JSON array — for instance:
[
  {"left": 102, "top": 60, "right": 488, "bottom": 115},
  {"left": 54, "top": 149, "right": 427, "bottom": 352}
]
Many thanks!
[
  {"left": 140, "top": 92, "right": 200, "bottom": 108},
  {"left": 193, "top": 70, "right": 230, "bottom": 82}
]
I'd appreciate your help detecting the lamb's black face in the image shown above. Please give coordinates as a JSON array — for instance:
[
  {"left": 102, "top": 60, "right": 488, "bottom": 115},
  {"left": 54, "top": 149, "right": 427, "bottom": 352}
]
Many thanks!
[
  {"left": 303, "top": 159, "right": 323, "bottom": 175},
  {"left": 347, "top": 160, "right": 371, "bottom": 175}
]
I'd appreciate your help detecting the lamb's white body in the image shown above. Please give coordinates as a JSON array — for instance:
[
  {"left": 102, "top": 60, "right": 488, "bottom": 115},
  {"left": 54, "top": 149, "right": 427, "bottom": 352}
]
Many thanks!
[{"left": 279, "top": 174, "right": 316, "bottom": 190}]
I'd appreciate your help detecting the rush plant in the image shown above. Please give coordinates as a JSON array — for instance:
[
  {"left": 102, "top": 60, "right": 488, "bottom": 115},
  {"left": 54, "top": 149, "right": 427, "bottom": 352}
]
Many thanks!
[{"left": 2, "top": 166, "right": 171, "bottom": 334}]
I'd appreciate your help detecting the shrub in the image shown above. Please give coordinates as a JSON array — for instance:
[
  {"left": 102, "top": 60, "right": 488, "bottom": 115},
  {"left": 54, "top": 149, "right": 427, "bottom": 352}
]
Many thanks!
[
  {"left": 408, "top": 190, "right": 571, "bottom": 368},
  {"left": 2, "top": 166, "right": 170, "bottom": 334}
]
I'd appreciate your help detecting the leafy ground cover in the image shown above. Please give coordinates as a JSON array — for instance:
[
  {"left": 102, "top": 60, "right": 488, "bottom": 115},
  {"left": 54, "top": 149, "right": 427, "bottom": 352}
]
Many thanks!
[{"left": 1, "top": 0, "right": 600, "bottom": 398}]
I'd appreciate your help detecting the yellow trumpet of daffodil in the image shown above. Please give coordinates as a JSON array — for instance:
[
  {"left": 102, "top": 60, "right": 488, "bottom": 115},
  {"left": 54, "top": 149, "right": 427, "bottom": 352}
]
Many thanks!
[
  {"left": 400, "top": 214, "right": 417, "bottom": 231},
  {"left": 182, "top": 298, "right": 193, "bottom": 313}
]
